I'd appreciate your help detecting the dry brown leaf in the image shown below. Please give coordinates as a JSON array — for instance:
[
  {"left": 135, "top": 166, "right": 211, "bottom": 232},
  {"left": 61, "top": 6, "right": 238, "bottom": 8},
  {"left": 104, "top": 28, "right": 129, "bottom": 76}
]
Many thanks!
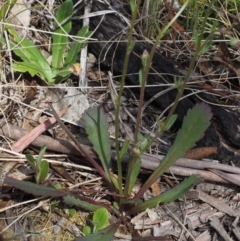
[
  {"left": 150, "top": 182, "right": 161, "bottom": 196},
  {"left": 184, "top": 147, "right": 217, "bottom": 160},
  {"left": 163, "top": 0, "right": 195, "bottom": 49},
  {"left": 164, "top": 0, "right": 185, "bottom": 34},
  {"left": 69, "top": 63, "right": 81, "bottom": 76}
]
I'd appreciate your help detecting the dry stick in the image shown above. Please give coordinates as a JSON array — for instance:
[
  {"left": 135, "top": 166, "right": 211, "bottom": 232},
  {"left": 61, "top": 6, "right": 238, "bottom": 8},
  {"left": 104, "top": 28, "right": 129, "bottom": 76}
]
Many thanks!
[
  {"left": 140, "top": 154, "right": 240, "bottom": 174},
  {"left": 2, "top": 120, "right": 240, "bottom": 185},
  {"left": 198, "top": 191, "right": 240, "bottom": 217},
  {"left": 48, "top": 103, "right": 107, "bottom": 181},
  {"left": 208, "top": 168, "right": 240, "bottom": 186},
  {"left": 12, "top": 106, "right": 69, "bottom": 152},
  {"left": 209, "top": 216, "right": 233, "bottom": 241},
  {"left": 232, "top": 219, "right": 240, "bottom": 240}
]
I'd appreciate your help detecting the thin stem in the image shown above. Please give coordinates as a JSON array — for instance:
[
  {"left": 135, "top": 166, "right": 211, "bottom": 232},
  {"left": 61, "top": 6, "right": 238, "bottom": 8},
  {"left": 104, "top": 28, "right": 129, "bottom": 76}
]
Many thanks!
[
  {"left": 133, "top": 69, "right": 147, "bottom": 145},
  {"left": 125, "top": 0, "right": 191, "bottom": 197},
  {"left": 114, "top": 0, "right": 142, "bottom": 197},
  {"left": 133, "top": 0, "right": 190, "bottom": 146},
  {"left": 134, "top": 30, "right": 217, "bottom": 201}
]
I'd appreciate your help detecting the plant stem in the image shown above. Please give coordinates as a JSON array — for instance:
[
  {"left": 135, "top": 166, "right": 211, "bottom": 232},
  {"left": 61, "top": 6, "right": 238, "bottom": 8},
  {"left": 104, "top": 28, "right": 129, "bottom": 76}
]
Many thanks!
[
  {"left": 124, "top": 0, "right": 191, "bottom": 197},
  {"left": 133, "top": 8, "right": 217, "bottom": 201},
  {"left": 133, "top": 0, "right": 190, "bottom": 145},
  {"left": 114, "top": 0, "right": 141, "bottom": 197}
]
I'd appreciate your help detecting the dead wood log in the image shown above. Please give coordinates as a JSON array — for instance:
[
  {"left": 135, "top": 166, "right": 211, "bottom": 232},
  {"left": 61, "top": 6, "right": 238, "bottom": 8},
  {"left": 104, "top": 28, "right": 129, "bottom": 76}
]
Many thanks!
[{"left": 86, "top": 1, "right": 240, "bottom": 163}]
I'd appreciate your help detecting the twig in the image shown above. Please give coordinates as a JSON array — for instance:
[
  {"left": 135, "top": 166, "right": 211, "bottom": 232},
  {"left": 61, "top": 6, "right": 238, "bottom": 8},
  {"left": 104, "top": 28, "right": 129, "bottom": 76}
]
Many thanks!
[
  {"left": 209, "top": 216, "right": 233, "bottom": 241},
  {"left": 3, "top": 120, "right": 240, "bottom": 185}
]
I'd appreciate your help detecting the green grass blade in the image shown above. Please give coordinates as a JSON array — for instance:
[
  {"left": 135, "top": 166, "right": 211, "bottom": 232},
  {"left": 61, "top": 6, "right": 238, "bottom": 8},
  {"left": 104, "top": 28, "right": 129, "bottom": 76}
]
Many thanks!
[
  {"left": 38, "top": 160, "right": 49, "bottom": 183},
  {"left": 64, "top": 26, "right": 92, "bottom": 68},
  {"left": 134, "top": 103, "right": 212, "bottom": 199},
  {"left": 52, "top": 0, "right": 73, "bottom": 70},
  {"left": 26, "top": 154, "right": 38, "bottom": 172},
  {"left": 128, "top": 175, "right": 201, "bottom": 215},
  {"left": 0, "top": 0, "right": 17, "bottom": 20},
  {"left": 125, "top": 157, "right": 141, "bottom": 195},
  {"left": 119, "top": 140, "right": 129, "bottom": 160},
  {"left": 82, "top": 107, "right": 112, "bottom": 181},
  {"left": 36, "top": 145, "right": 47, "bottom": 164}
]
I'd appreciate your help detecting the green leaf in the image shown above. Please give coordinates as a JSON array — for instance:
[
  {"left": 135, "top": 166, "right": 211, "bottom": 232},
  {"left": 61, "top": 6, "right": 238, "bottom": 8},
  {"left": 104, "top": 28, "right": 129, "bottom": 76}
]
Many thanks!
[
  {"left": 26, "top": 154, "right": 38, "bottom": 172},
  {"left": 37, "top": 160, "right": 49, "bottom": 183},
  {"left": 63, "top": 195, "right": 101, "bottom": 212},
  {"left": 138, "top": 134, "right": 150, "bottom": 151},
  {"left": 199, "top": 40, "right": 213, "bottom": 54},
  {"left": 0, "top": 0, "right": 17, "bottom": 20},
  {"left": 55, "top": 69, "right": 72, "bottom": 77},
  {"left": 13, "top": 62, "right": 44, "bottom": 78},
  {"left": 162, "top": 114, "right": 178, "bottom": 131},
  {"left": 7, "top": 27, "right": 55, "bottom": 83},
  {"left": 83, "top": 226, "right": 92, "bottom": 235},
  {"left": 127, "top": 40, "right": 135, "bottom": 54},
  {"left": 8, "top": 28, "right": 52, "bottom": 77},
  {"left": 4, "top": 177, "right": 67, "bottom": 197},
  {"left": 65, "top": 208, "right": 76, "bottom": 216},
  {"left": 109, "top": 171, "right": 120, "bottom": 191},
  {"left": 54, "top": 183, "right": 62, "bottom": 189},
  {"left": 135, "top": 103, "right": 212, "bottom": 199},
  {"left": 119, "top": 140, "right": 129, "bottom": 160},
  {"left": 52, "top": 31, "right": 69, "bottom": 70},
  {"left": 130, "top": 0, "right": 136, "bottom": 13},
  {"left": 36, "top": 145, "right": 47, "bottom": 165},
  {"left": 55, "top": 0, "right": 72, "bottom": 28},
  {"left": 128, "top": 175, "right": 200, "bottom": 215},
  {"left": 26, "top": 154, "right": 36, "bottom": 164},
  {"left": 92, "top": 208, "right": 108, "bottom": 231},
  {"left": 125, "top": 158, "right": 141, "bottom": 195},
  {"left": 82, "top": 107, "right": 112, "bottom": 180},
  {"left": 75, "top": 224, "right": 119, "bottom": 241},
  {"left": 64, "top": 26, "right": 92, "bottom": 69},
  {"left": 53, "top": 69, "right": 72, "bottom": 84},
  {"left": 52, "top": 0, "right": 73, "bottom": 70},
  {"left": 194, "top": 31, "right": 201, "bottom": 49}
]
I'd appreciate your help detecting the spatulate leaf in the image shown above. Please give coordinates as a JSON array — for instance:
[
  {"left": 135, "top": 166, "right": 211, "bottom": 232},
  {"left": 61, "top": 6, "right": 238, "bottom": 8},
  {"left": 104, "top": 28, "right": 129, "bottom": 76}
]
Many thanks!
[
  {"left": 135, "top": 103, "right": 212, "bottom": 199},
  {"left": 4, "top": 177, "right": 67, "bottom": 197},
  {"left": 129, "top": 175, "right": 201, "bottom": 214},
  {"left": 82, "top": 107, "right": 112, "bottom": 179}
]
